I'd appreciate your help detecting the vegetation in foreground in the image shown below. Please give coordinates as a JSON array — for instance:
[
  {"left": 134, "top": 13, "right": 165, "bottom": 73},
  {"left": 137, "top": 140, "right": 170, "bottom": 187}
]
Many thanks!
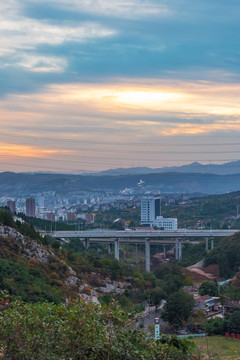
[{"left": 0, "top": 300, "right": 196, "bottom": 360}]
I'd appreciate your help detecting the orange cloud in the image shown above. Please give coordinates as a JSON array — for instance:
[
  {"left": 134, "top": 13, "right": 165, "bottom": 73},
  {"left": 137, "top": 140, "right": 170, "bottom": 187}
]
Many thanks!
[
  {"left": 1, "top": 78, "right": 240, "bottom": 143},
  {"left": 0, "top": 143, "right": 71, "bottom": 158}
]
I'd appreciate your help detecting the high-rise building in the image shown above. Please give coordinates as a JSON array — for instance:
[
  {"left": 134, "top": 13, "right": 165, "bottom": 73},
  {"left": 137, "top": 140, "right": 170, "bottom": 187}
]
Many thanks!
[
  {"left": 141, "top": 195, "right": 160, "bottom": 226},
  {"left": 7, "top": 200, "right": 16, "bottom": 213},
  {"left": 26, "top": 198, "right": 36, "bottom": 217}
]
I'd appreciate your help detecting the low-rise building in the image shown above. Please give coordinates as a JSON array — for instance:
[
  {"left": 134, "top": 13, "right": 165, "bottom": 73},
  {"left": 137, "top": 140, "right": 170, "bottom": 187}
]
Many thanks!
[
  {"left": 153, "top": 216, "right": 177, "bottom": 230},
  {"left": 195, "top": 295, "right": 221, "bottom": 315},
  {"left": 224, "top": 300, "right": 240, "bottom": 314}
]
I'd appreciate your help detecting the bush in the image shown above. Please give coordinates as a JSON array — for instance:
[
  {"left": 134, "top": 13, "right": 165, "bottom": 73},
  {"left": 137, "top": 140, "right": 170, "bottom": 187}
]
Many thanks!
[
  {"left": 228, "top": 310, "right": 240, "bottom": 334},
  {"left": 206, "top": 318, "right": 228, "bottom": 335},
  {"left": 199, "top": 281, "right": 218, "bottom": 297},
  {"left": 0, "top": 301, "right": 195, "bottom": 360}
]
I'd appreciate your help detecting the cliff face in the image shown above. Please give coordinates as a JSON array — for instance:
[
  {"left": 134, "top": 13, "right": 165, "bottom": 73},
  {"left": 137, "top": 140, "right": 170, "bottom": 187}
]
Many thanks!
[
  {"left": 0, "top": 226, "right": 133, "bottom": 305},
  {"left": 0, "top": 225, "right": 54, "bottom": 263}
]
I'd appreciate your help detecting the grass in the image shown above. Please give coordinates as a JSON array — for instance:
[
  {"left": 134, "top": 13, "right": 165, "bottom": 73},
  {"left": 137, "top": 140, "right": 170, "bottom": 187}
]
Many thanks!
[{"left": 193, "top": 335, "right": 240, "bottom": 359}]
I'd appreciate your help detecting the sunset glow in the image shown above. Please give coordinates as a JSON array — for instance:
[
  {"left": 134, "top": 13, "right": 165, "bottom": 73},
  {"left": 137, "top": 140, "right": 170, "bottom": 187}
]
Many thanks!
[{"left": 1, "top": 0, "right": 240, "bottom": 171}]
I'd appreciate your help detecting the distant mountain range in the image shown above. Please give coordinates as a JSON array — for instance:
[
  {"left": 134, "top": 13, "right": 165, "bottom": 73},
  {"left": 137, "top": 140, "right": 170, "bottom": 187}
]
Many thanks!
[
  {"left": 2, "top": 169, "right": 240, "bottom": 195},
  {"left": 92, "top": 160, "right": 240, "bottom": 176}
]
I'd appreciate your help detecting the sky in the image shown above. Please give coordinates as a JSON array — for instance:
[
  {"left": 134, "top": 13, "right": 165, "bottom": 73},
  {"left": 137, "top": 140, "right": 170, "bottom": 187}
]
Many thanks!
[{"left": 1, "top": 0, "right": 240, "bottom": 172}]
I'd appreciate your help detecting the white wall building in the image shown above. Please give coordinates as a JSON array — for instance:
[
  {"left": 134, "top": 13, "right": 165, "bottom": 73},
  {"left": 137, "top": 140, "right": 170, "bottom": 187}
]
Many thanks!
[{"left": 153, "top": 216, "right": 177, "bottom": 230}]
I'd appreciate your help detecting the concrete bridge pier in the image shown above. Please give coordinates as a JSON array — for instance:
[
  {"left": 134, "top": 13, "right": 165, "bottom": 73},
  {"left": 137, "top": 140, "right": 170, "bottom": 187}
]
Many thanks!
[
  {"left": 84, "top": 238, "right": 90, "bottom": 250},
  {"left": 205, "top": 237, "right": 209, "bottom": 251},
  {"left": 136, "top": 244, "right": 140, "bottom": 264},
  {"left": 175, "top": 238, "right": 182, "bottom": 260},
  {"left": 145, "top": 238, "right": 150, "bottom": 272},
  {"left": 114, "top": 238, "right": 119, "bottom": 260},
  {"left": 211, "top": 237, "right": 214, "bottom": 250},
  {"left": 178, "top": 238, "right": 182, "bottom": 260},
  {"left": 163, "top": 244, "right": 166, "bottom": 258},
  {"left": 108, "top": 242, "right": 112, "bottom": 255},
  {"left": 175, "top": 239, "right": 179, "bottom": 260}
]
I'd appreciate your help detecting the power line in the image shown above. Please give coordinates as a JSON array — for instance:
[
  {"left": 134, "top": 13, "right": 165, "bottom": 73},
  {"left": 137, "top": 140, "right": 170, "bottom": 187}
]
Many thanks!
[
  {"left": 0, "top": 154, "right": 240, "bottom": 165},
  {"left": 0, "top": 132, "right": 240, "bottom": 147}
]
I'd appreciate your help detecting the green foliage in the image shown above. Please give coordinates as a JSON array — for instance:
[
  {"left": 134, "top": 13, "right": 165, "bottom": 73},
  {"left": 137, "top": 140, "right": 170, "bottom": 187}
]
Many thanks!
[
  {"left": 51, "top": 240, "right": 61, "bottom": 250},
  {"left": 0, "top": 208, "right": 14, "bottom": 227},
  {"left": 163, "top": 191, "right": 240, "bottom": 229},
  {"left": 228, "top": 310, "right": 240, "bottom": 334},
  {"left": 0, "top": 301, "right": 195, "bottom": 360},
  {"left": 187, "top": 309, "right": 207, "bottom": 331},
  {"left": 0, "top": 258, "right": 63, "bottom": 304},
  {"left": 162, "top": 289, "right": 195, "bottom": 328},
  {"left": 64, "top": 238, "right": 85, "bottom": 253},
  {"left": 199, "top": 281, "right": 218, "bottom": 297},
  {"left": 220, "top": 285, "right": 240, "bottom": 301},
  {"left": 178, "top": 243, "right": 206, "bottom": 267},
  {"left": 206, "top": 318, "right": 228, "bottom": 336},
  {"left": 154, "top": 264, "right": 185, "bottom": 296},
  {"left": 17, "top": 213, "right": 78, "bottom": 231},
  {"left": 15, "top": 220, "right": 42, "bottom": 241},
  {"left": 110, "top": 221, "right": 125, "bottom": 230},
  {"left": 204, "top": 233, "right": 240, "bottom": 277}
]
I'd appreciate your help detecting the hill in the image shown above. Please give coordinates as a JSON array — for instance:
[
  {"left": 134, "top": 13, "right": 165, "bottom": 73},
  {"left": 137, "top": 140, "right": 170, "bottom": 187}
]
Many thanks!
[
  {"left": 163, "top": 191, "right": 240, "bottom": 229},
  {"left": 0, "top": 209, "right": 189, "bottom": 309},
  {"left": 2, "top": 171, "right": 240, "bottom": 194},
  {"left": 95, "top": 160, "right": 240, "bottom": 176},
  {"left": 204, "top": 232, "right": 240, "bottom": 278}
]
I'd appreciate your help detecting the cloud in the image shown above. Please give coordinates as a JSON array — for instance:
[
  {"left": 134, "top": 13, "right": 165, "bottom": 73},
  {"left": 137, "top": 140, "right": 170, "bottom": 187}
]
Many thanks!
[
  {"left": 1, "top": 1, "right": 240, "bottom": 171},
  {"left": 25, "top": 0, "right": 170, "bottom": 19},
  {"left": 0, "top": 0, "right": 117, "bottom": 74},
  {"left": 2, "top": 79, "right": 240, "bottom": 138},
  {"left": 0, "top": 142, "right": 71, "bottom": 158},
  {"left": 8, "top": 54, "right": 67, "bottom": 73},
  {"left": 0, "top": 18, "right": 116, "bottom": 53}
]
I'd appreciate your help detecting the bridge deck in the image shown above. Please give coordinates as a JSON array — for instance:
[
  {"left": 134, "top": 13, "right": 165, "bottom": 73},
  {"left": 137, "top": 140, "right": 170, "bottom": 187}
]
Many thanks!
[{"left": 52, "top": 229, "right": 239, "bottom": 240}]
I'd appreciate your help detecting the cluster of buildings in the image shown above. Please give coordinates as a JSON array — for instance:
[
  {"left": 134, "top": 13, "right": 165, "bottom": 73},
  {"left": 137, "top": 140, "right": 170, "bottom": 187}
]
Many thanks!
[
  {"left": 2, "top": 190, "right": 139, "bottom": 221},
  {"left": 184, "top": 281, "right": 240, "bottom": 320},
  {"left": 4, "top": 192, "right": 180, "bottom": 231}
]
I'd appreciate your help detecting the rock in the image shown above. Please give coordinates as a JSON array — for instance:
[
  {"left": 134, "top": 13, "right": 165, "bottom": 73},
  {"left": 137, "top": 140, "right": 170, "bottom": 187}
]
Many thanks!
[{"left": 64, "top": 276, "right": 79, "bottom": 287}]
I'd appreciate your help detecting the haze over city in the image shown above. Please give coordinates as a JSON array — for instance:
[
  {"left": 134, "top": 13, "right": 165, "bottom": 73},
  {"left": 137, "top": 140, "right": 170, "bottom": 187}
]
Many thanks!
[{"left": 1, "top": 0, "right": 240, "bottom": 172}]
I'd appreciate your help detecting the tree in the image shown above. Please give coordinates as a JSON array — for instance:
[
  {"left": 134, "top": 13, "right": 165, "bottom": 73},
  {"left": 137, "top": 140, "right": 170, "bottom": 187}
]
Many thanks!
[
  {"left": 206, "top": 317, "right": 227, "bottom": 335},
  {"left": 162, "top": 289, "right": 195, "bottom": 328},
  {"left": 199, "top": 281, "right": 218, "bottom": 297},
  {"left": 0, "top": 208, "right": 14, "bottom": 227},
  {"left": 187, "top": 309, "right": 207, "bottom": 332},
  {"left": 51, "top": 240, "right": 61, "bottom": 250},
  {"left": 228, "top": 310, "right": 240, "bottom": 334}
]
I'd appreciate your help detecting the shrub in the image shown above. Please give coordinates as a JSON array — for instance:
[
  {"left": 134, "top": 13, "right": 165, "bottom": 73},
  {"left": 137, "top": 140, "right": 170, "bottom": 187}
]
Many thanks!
[{"left": 0, "top": 301, "right": 195, "bottom": 360}]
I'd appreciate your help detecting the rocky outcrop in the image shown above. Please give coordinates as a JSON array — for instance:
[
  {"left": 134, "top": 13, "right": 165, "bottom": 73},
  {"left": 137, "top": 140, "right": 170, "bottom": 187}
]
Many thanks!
[
  {"left": 0, "top": 225, "right": 54, "bottom": 263},
  {"left": 0, "top": 225, "right": 133, "bottom": 305}
]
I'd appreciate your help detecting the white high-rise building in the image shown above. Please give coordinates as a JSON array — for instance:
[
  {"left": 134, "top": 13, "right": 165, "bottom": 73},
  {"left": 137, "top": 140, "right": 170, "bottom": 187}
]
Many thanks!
[{"left": 141, "top": 196, "right": 160, "bottom": 226}]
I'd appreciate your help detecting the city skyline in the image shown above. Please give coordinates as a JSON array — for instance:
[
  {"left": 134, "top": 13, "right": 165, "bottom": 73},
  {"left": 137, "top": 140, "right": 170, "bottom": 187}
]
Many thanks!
[{"left": 1, "top": 1, "right": 240, "bottom": 172}]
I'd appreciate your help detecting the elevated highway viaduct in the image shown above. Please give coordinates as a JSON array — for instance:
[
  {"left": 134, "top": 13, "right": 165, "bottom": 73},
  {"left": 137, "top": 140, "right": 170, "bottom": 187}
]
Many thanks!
[{"left": 52, "top": 229, "right": 239, "bottom": 271}]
